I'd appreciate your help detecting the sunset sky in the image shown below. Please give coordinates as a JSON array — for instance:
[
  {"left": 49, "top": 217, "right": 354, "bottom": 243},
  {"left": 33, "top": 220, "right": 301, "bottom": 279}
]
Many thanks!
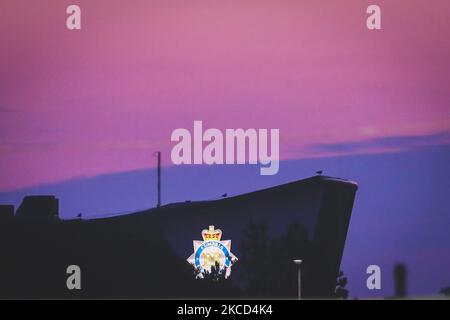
[
  {"left": 1, "top": 0, "right": 450, "bottom": 298},
  {"left": 1, "top": 0, "right": 450, "bottom": 190}
]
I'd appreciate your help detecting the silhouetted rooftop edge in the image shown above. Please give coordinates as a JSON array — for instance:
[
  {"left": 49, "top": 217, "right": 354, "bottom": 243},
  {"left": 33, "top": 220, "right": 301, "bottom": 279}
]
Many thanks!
[{"left": 82, "top": 175, "right": 358, "bottom": 221}]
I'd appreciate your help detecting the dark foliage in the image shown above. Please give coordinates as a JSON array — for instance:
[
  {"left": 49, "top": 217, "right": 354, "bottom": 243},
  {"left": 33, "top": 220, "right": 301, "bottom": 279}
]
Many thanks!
[{"left": 334, "top": 270, "right": 349, "bottom": 299}]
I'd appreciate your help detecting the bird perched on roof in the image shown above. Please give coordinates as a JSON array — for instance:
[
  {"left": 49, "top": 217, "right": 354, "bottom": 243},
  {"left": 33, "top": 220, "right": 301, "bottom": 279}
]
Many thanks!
[
  {"left": 222, "top": 193, "right": 228, "bottom": 198},
  {"left": 316, "top": 170, "right": 323, "bottom": 175}
]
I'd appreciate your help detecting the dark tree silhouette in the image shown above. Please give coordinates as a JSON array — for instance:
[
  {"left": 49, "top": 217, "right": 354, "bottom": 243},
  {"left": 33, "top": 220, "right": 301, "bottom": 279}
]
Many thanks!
[
  {"left": 194, "top": 261, "right": 226, "bottom": 282},
  {"left": 334, "top": 270, "right": 349, "bottom": 299},
  {"left": 186, "top": 260, "right": 240, "bottom": 298},
  {"left": 238, "top": 222, "right": 272, "bottom": 296},
  {"left": 238, "top": 221, "right": 310, "bottom": 298},
  {"left": 440, "top": 287, "right": 450, "bottom": 297}
]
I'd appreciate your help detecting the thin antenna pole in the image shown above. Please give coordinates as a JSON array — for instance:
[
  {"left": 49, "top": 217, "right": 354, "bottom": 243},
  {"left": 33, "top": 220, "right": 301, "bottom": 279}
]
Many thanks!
[{"left": 157, "top": 151, "right": 161, "bottom": 208}]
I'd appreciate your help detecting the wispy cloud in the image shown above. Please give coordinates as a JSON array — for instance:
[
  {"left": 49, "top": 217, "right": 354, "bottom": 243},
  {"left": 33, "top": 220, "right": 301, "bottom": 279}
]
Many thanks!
[
  {"left": 0, "top": 139, "right": 155, "bottom": 155},
  {"left": 0, "top": 106, "right": 21, "bottom": 113},
  {"left": 308, "top": 131, "right": 450, "bottom": 155}
]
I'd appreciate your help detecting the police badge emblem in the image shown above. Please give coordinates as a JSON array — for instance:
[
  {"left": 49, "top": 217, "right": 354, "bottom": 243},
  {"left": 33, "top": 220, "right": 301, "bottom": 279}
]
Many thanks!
[{"left": 187, "top": 225, "right": 238, "bottom": 278}]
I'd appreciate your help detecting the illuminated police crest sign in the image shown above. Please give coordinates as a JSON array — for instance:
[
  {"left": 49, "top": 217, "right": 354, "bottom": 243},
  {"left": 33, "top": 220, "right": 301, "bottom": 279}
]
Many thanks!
[{"left": 187, "top": 226, "right": 237, "bottom": 278}]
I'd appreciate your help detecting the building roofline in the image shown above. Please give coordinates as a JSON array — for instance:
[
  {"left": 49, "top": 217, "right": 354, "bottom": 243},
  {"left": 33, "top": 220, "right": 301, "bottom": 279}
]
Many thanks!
[
  {"left": 162, "top": 174, "right": 357, "bottom": 208},
  {"left": 80, "top": 175, "right": 357, "bottom": 221}
]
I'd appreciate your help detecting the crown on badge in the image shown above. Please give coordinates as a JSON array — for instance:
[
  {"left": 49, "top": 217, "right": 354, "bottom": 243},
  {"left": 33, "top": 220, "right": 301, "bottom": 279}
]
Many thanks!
[{"left": 202, "top": 225, "right": 222, "bottom": 241}]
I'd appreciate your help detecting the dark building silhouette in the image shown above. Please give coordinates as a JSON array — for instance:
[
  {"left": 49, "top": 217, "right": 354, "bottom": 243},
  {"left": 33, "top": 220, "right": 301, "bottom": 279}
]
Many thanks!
[
  {"left": 154, "top": 175, "right": 357, "bottom": 297},
  {"left": 0, "top": 175, "right": 357, "bottom": 299},
  {"left": 0, "top": 205, "right": 14, "bottom": 220},
  {"left": 15, "top": 195, "right": 59, "bottom": 220}
]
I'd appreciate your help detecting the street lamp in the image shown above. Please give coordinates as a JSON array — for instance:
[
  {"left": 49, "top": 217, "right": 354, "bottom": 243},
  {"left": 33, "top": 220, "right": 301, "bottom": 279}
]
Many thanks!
[{"left": 293, "top": 259, "right": 303, "bottom": 300}]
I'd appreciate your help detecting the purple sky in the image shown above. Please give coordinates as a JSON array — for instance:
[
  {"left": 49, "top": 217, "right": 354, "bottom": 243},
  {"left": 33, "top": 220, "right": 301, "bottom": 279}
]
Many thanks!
[
  {"left": 1, "top": 0, "right": 450, "bottom": 190},
  {"left": 1, "top": 0, "right": 450, "bottom": 298}
]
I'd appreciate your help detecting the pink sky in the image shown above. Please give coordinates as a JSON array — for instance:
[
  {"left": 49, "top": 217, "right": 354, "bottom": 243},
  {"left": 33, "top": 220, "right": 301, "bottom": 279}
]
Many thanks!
[{"left": 1, "top": 0, "right": 450, "bottom": 191}]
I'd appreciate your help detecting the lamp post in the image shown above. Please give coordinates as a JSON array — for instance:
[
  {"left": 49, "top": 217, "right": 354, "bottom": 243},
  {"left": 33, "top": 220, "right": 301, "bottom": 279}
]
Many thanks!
[
  {"left": 153, "top": 151, "right": 161, "bottom": 208},
  {"left": 293, "top": 259, "right": 303, "bottom": 300}
]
